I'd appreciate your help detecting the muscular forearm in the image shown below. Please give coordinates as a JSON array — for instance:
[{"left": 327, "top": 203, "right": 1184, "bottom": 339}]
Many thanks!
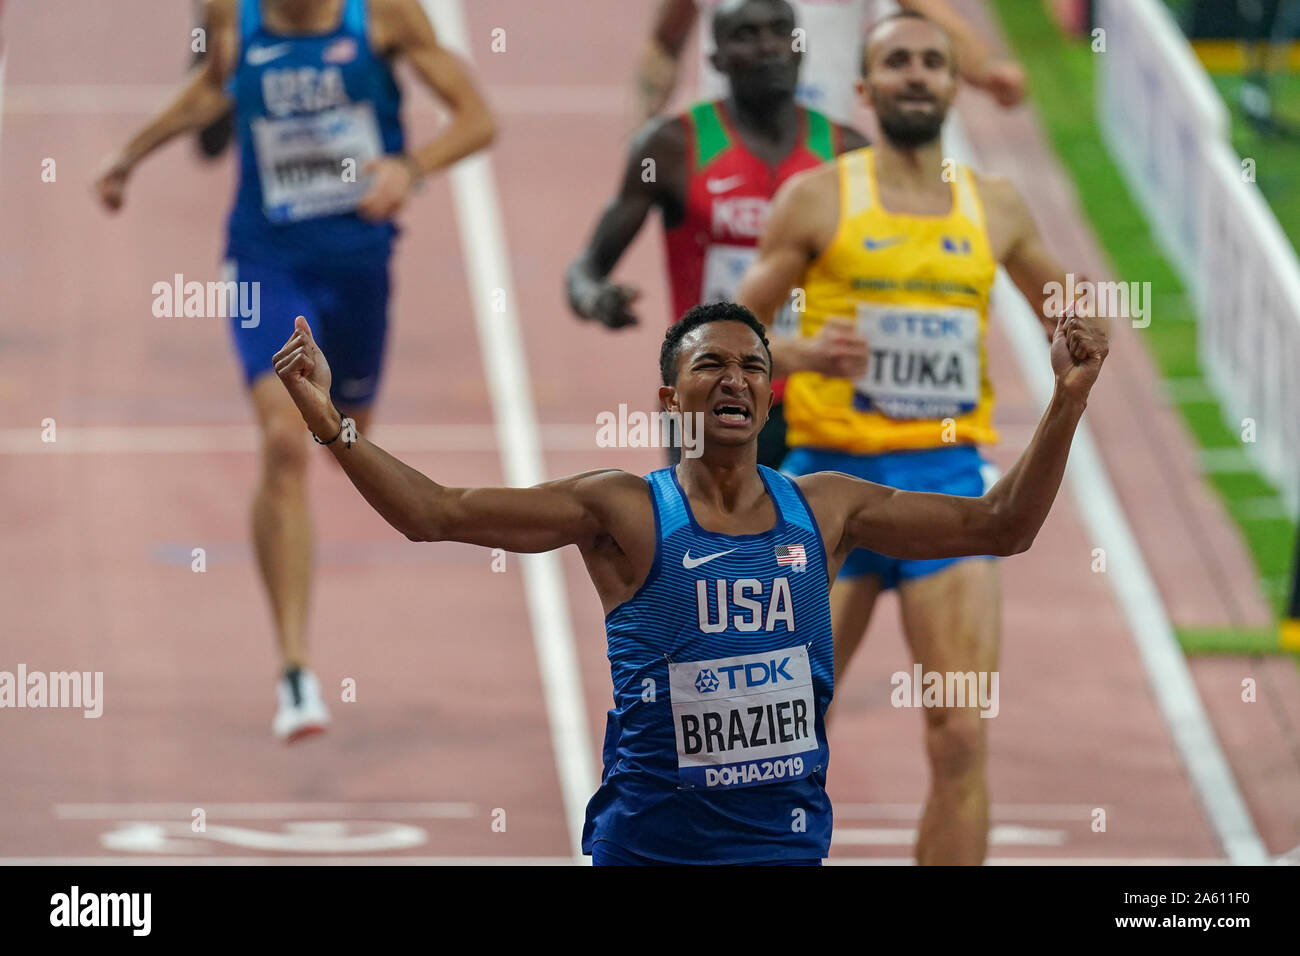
[
  {"left": 117, "top": 74, "right": 231, "bottom": 169},
  {"left": 985, "top": 384, "right": 1086, "bottom": 554},
  {"left": 320, "top": 416, "right": 447, "bottom": 542}
]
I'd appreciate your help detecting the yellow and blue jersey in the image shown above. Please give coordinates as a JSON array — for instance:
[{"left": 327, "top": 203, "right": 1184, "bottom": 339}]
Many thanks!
[{"left": 785, "top": 147, "right": 1000, "bottom": 454}]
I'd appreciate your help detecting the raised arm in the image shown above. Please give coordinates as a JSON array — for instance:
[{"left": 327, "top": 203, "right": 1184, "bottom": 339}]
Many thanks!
[
  {"left": 899, "top": 0, "right": 1026, "bottom": 107},
  {"left": 271, "top": 316, "right": 616, "bottom": 552},
  {"left": 565, "top": 117, "right": 682, "bottom": 329},
  {"left": 632, "top": 0, "right": 700, "bottom": 124},
  {"left": 804, "top": 305, "right": 1108, "bottom": 563},
  {"left": 736, "top": 170, "right": 869, "bottom": 379},
  {"left": 94, "top": 0, "right": 237, "bottom": 211}
]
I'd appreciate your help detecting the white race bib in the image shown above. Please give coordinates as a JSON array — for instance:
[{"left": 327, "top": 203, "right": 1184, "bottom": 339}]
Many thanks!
[
  {"left": 853, "top": 302, "right": 981, "bottom": 420},
  {"left": 252, "top": 103, "right": 383, "bottom": 223},
  {"left": 702, "top": 244, "right": 798, "bottom": 338},
  {"left": 669, "top": 646, "right": 819, "bottom": 790}
]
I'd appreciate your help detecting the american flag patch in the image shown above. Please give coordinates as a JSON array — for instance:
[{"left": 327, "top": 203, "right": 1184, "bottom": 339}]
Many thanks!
[{"left": 775, "top": 544, "right": 807, "bottom": 566}]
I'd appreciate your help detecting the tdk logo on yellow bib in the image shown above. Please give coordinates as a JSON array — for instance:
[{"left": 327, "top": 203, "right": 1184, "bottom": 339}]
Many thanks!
[
  {"left": 669, "top": 646, "right": 819, "bottom": 790},
  {"left": 853, "top": 302, "right": 980, "bottom": 421}
]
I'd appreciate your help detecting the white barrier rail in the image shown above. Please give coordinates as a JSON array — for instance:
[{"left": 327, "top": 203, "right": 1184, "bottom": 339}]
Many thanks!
[{"left": 1096, "top": 0, "right": 1300, "bottom": 516}]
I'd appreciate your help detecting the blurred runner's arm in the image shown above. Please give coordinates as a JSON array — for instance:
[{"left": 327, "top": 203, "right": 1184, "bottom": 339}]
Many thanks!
[
  {"left": 987, "top": 176, "right": 1088, "bottom": 342},
  {"left": 361, "top": 0, "right": 496, "bottom": 220},
  {"left": 633, "top": 0, "right": 700, "bottom": 124},
  {"left": 736, "top": 171, "right": 868, "bottom": 379},
  {"left": 808, "top": 308, "right": 1109, "bottom": 561},
  {"left": 566, "top": 118, "right": 682, "bottom": 329},
  {"left": 94, "top": 0, "right": 236, "bottom": 210}
]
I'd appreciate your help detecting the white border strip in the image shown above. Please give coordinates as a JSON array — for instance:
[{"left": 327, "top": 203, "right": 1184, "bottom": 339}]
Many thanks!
[
  {"left": 944, "top": 116, "right": 1267, "bottom": 865},
  {"left": 421, "top": 0, "right": 596, "bottom": 863}
]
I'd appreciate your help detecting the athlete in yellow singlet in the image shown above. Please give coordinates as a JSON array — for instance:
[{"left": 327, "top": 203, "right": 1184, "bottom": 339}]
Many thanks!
[{"left": 738, "top": 9, "right": 1085, "bottom": 866}]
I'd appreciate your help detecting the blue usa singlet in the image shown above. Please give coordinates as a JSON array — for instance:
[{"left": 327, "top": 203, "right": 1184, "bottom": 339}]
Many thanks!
[
  {"left": 226, "top": 0, "right": 404, "bottom": 267},
  {"left": 581, "top": 465, "right": 835, "bottom": 863}
]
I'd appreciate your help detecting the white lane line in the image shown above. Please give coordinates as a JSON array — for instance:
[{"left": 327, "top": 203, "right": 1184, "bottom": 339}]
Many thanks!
[
  {"left": 0, "top": 423, "right": 611, "bottom": 455},
  {"left": 54, "top": 802, "right": 476, "bottom": 819},
  {"left": 835, "top": 803, "right": 1101, "bottom": 821},
  {"left": 835, "top": 826, "right": 1068, "bottom": 847},
  {"left": 421, "top": 0, "right": 596, "bottom": 864},
  {"left": 946, "top": 114, "right": 1268, "bottom": 865}
]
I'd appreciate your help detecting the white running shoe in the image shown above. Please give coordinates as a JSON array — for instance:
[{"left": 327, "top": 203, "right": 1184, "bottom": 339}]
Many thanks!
[{"left": 272, "top": 667, "right": 330, "bottom": 743}]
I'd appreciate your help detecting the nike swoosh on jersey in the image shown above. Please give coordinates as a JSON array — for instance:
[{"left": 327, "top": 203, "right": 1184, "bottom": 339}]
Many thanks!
[
  {"left": 706, "top": 174, "right": 746, "bottom": 195},
  {"left": 246, "top": 43, "right": 292, "bottom": 66},
  {"left": 682, "top": 548, "right": 737, "bottom": 569},
  {"left": 862, "top": 235, "right": 906, "bottom": 250}
]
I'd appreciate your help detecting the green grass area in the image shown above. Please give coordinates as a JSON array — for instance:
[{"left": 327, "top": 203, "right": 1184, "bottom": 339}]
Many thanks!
[
  {"left": 989, "top": 0, "right": 1298, "bottom": 654},
  {"left": 1176, "top": 626, "right": 1280, "bottom": 656}
]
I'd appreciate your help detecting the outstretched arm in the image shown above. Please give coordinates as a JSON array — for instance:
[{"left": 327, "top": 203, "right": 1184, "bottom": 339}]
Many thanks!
[
  {"left": 566, "top": 117, "right": 680, "bottom": 328},
  {"left": 808, "top": 305, "right": 1108, "bottom": 561},
  {"left": 94, "top": 0, "right": 236, "bottom": 211},
  {"left": 272, "top": 317, "right": 607, "bottom": 552},
  {"left": 631, "top": 0, "right": 699, "bottom": 125}
]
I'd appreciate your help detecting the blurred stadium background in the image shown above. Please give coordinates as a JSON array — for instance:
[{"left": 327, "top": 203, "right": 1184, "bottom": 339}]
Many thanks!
[{"left": 0, "top": 0, "right": 1296, "bottom": 865}]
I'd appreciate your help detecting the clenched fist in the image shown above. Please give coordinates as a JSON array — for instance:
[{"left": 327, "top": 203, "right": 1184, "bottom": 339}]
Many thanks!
[
  {"left": 1050, "top": 301, "right": 1109, "bottom": 399},
  {"left": 273, "top": 316, "right": 340, "bottom": 439}
]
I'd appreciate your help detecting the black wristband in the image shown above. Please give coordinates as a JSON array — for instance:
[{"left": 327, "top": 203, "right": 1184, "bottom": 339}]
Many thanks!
[{"left": 312, "top": 412, "right": 355, "bottom": 448}]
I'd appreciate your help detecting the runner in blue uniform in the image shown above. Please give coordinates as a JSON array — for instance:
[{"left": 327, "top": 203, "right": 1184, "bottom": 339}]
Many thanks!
[
  {"left": 270, "top": 299, "right": 1108, "bottom": 863},
  {"left": 95, "top": 0, "right": 494, "bottom": 741}
]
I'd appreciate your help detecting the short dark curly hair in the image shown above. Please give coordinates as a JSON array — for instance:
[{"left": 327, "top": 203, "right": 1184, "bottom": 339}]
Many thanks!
[{"left": 660, "top": 302, "right": 773, "bottom": 386}]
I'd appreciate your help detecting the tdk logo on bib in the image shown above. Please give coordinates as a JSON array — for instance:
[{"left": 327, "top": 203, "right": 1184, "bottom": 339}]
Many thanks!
[{"left": 695, "top": 669, "right": 720, "bottom": 693}]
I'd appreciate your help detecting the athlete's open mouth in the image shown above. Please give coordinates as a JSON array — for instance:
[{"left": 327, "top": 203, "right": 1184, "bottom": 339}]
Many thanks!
[{"left": 712, "top": 402, "right": 751, "bottom": 425}]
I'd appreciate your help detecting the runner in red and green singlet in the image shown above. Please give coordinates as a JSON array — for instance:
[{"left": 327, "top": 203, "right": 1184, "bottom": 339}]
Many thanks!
[{"left": 566, "top": 0, "right": 868, "bottom": 468}]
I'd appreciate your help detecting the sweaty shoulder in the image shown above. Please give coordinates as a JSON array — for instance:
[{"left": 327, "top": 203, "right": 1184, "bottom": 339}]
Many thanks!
[{"left": 789, "top": 471, "right": 856, "bottom": 552}]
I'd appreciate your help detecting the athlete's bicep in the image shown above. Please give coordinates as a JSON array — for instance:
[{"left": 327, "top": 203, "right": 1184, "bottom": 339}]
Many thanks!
[
  {"left": 737, "top": 179, "right": 815, "bottom": 325},
  {"left": 819, "top": 473, "right": 1014, "bottom": 561},
  {"left": 425, "top": 472, "right": 615, "bottom": 554}
]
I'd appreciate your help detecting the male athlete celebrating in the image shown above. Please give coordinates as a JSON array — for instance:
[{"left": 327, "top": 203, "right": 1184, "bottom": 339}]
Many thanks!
[
  {"left": 95, "top": 0, "right": 494, "bottom": 741},
  {"left": 271, "top": 298, "right": 1107, "bottom": 865},
  {"left": 738, "top": 11, "right": 1082, "bottom": 864},
  {"left": 567, "top": 0, "right": 868, "bottom": 469}
]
